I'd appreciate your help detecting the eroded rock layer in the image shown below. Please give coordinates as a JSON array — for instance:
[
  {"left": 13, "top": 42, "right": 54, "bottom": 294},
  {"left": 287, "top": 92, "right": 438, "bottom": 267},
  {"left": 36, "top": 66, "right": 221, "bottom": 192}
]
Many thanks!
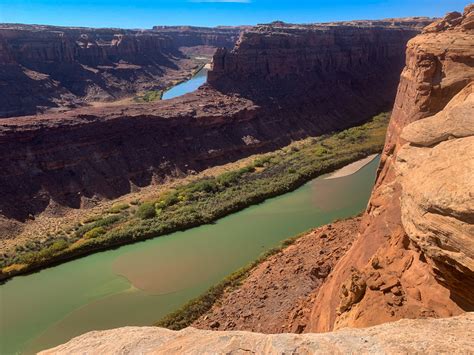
[
  {"left": 308, "top": 5, "right": 474, "bottom": 332},
  {"left": 0, "top": 24, "right": 241, "bottom": 117},
  {"left": 40, "top": 313, "right": 474, "bottom": 354},
  {"left": 0, "top": 19, "right": 428, "bottom": 230}
]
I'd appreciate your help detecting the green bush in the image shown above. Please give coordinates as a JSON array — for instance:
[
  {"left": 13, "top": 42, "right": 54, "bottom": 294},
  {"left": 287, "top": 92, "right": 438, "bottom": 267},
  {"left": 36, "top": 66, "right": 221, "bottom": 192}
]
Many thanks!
[
  {"left": 51, "top": 240, "right": 69, "bottom": 251},
  {"left": 83, "top": 227, "right": 106, "bottom": 239},
  {"left": 217, "top": 171, "right": 241, "bottom": 187},
  {"left": 134, "top": 90, "right": 163, "bottom": 103},
  {"left": 157, "top": 191, "right": 179, "bottom": 209},
  {"left": 313, "top": 146, "right": 328, "bottom": 156},
  {"left": 108, "top": 203, "right": 129, "bottom": 213},
  {"left": 75, "top": 215, "right": 122, "bottom": 237},
  {"left": 136, "top": 202, "right": 157, "bottom": 219},
  {"left": 187, "top": 179, "right": 219, "bottom": 193},
  {"left": 253, "top": 156, "right": 271, "bottom": 167}
]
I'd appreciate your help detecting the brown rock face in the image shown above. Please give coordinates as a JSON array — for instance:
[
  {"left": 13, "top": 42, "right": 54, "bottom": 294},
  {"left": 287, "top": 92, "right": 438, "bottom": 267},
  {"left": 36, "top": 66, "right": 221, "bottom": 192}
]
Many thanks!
[
  {"left": 209, "top": 20, "right": 430, "bottom": 106},
  {"left": 308, "top": 6, "right": 474, "bottom": 332},
  {"left": 152, "top": 26, "right": 246, "bottom": 48},
  {"left": 0, "top": 19, "right": 428, "bottom": 226},
  {"left": 40, "top": 313, "right": 474, "bottom": 354},
  {"left": 0, "top": 24, "right": 241, "bottom": 117}
]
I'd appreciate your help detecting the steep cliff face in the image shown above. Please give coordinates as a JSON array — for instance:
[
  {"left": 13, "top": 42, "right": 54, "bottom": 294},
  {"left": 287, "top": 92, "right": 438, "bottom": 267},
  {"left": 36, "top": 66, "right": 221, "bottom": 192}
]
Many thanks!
[
  {"left": 308, "top": 6, "right": 474, "bottom": 332},
  {"left": 0, "top": 24, "right": 241, "bottom": 117},
  {"left": 152, "top": 26, "right": 244, "bottom": 48},
  {"left": 0, "top": 19, "right": 428, "bottom": 229},
  {"left": 209, "top": 20, "right": 430, "bottom": 95},
  {"left": 206, "top": 20, "right": 432, "bottom": 155}
]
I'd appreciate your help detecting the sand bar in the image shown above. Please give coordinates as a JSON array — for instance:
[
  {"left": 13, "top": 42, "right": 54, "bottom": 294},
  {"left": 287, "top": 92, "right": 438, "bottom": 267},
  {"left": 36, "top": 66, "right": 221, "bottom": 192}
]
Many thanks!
[{"left": 325, "top": 154, "right": 378, "bottom": 179}]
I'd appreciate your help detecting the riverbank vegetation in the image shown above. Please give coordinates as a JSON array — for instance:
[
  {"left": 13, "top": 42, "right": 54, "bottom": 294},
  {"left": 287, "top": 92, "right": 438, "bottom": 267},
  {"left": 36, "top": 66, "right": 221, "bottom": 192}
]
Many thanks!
[
  {"left": 134, "top": 90, "right": 163, "bottom": 103},
  {"left": 0, "top": 113, "right": 389, "bottom": 280},
  {"left": 155, "top": 231, "right": 303, "bottom": 329}
]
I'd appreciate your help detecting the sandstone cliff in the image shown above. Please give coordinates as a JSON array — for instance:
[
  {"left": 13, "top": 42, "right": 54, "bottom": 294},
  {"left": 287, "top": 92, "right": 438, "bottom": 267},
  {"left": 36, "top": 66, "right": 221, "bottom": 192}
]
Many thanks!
[
  {"left": 0, "top": 19, "right": 429, "bottom": 228},
  {"left": 308, "top": 5, "right": 474, "bottom": 331},
  {"left": 40, "top": 312, "right": 473, "bottom": 354},
  {"left": 0, "top": 24, "right": 241, "bottom": 117}
]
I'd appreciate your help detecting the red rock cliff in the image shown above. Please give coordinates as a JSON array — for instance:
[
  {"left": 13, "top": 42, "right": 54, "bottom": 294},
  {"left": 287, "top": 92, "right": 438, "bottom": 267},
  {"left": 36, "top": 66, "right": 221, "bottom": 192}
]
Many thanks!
[
  {"left": 308, "top": 5, "right": 474, "bottom": 332},
  {"left": 0, "top": 24, "right": 241, "bottom": 117},
  {"left": 0, "top": 19, "right": 429, "bottom": 225}
]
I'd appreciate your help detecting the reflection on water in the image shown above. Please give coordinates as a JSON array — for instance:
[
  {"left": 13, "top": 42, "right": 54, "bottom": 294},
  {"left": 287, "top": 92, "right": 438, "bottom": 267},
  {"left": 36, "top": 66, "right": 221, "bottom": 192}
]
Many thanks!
[{"left": 0, "top": 156, "right": 380, "bottom": 354}]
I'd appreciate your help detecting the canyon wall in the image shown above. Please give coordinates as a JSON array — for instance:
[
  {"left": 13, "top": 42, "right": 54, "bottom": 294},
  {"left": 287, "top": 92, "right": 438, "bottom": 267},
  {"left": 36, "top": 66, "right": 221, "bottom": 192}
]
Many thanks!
[
  {"left": 152, "top": 26, "right": 244, "bottom": 48},
  {"left": 0, "top": 19, "right": 429, "bottom": 230},
  {"left": 0, "top": 24, "right": 241, "bottom": 117},
  {"left": 308, "top": 5, "right": 474, "bottom": 332}
]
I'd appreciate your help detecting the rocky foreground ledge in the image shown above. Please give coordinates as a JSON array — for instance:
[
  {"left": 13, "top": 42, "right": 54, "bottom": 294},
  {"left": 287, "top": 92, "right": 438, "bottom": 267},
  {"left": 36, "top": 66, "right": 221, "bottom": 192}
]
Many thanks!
[{"left": 40, "top": 313, "right": 473, "bottom": 354}]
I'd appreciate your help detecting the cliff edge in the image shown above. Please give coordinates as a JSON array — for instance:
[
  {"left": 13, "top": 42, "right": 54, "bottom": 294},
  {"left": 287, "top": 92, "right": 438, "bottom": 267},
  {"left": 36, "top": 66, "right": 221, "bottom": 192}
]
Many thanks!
[
  {"left": 40, "top": 313, "right": 473, "bottom": 354},
  {"left": 309, "top": 5, "right": 474, "bottom": 331}
]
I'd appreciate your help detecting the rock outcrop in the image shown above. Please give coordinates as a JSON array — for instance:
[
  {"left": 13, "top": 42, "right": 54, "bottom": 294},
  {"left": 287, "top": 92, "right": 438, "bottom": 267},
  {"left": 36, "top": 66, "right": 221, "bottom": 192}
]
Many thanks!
[
  {"left": 0, "top": 19, "right": 430, "bottom": 227},
  {"left": 308, "top": 6, "right": 474, "bottom": 332},
  {"left": 0, "top": 24, "right": 241, "bottom": 117},
  {"left": 40, "top": 312, "right": 473, "bottom": 354}
]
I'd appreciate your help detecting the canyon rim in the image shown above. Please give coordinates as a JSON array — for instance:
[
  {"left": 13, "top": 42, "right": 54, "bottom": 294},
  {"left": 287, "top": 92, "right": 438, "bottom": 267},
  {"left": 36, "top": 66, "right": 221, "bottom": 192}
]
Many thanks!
[{"left": 0, "top": 1, "right": 473, "bottom": 354}]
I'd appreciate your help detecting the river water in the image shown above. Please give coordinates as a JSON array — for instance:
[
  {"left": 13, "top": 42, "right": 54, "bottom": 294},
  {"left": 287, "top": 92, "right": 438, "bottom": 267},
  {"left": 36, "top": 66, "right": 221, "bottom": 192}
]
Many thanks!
[
  {"left": 161, "top": 67, "right": 208, "bottom": 100},
  {"left": 0, "top": 156, "right": 380, "bottom": 354}
]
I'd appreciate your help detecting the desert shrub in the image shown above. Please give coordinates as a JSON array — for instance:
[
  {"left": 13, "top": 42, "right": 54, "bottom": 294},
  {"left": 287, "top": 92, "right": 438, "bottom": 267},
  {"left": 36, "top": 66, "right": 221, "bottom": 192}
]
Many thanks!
[
  {"left": 83, "top": 227, "right": 106, "bottom": 239},
  {"left": 83, "top": 215, "right": 100, "bottom": 224},
  {"left": 217, "top": 171, "right": 241, "bottom": 186},
  {"left": 187, "top": 179, "right": 219, "bottom": 194},
  {"left": 75, "top": 215, "right": 122, "bottom": 237},
  {"left": 156, "top": 190, "right": 180, "bottom": 209},
  {"left": 136, "top": 202, "right": 157, "bottom": 219},
  {"left": 253, "top": 156, "right": 271, "bottom": 167},
  {"left": 135, "top": 90, "right": 163, "bottom": 103},
  {"left": 313, "top": 146, "right": 328, "bottom": 156},
  {"left": 95, "top": 215, "right": 122, "bottom": 227},
  {"left": 108, "top": 203, "right": 129, "bottom": 213},
  {"left": 239, "top": 165, "right": 255, "bottom": 174},
  {"left": 51, "top": 239, "right": 69, "bottom": 251}
]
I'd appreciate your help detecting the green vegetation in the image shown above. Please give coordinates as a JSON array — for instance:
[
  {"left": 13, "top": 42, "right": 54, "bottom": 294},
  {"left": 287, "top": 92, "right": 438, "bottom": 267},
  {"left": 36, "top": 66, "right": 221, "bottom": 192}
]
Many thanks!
[
  {"left": 0, "top": 113, "right": 389, "bottom": 280},
  {"left": 74, "top": 215, "right": 122, "bottom": 238},
  {"left": 108, "top": 203, "right": 130, "bottom": 214},
  {"left": 155, "top": 231, "right": 303, "bottom": 329},
  {"left": 136, "top": 202, "right": 157, "bottom": 220},
  {"left": 83, "top": 227, "right": 106, "bottom": 239},
  {"left": 134, "top": 90, "right": 163, "bottom": 103}
]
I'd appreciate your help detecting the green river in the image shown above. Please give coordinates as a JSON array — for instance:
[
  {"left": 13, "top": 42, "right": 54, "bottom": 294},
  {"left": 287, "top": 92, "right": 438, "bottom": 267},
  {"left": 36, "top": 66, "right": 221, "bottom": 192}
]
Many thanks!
[{"left": 0, "top": 156, "right": 380, "bottom": 354}]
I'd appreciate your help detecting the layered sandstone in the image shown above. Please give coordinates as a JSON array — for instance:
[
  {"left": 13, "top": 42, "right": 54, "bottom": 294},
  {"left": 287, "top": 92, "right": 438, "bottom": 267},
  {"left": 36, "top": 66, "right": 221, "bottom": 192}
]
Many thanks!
[
  {"left": 152, "top": 26, "right": 245, "bottom": 49},
  {"left": 40, "top": 312, "right": 473, "bottom": 354},
  {"left": 308, "top": 6, "right": 474, "bottom": 332},
  {"left": 0, "top": 19, "right": 429, "bottom": 229},
  {"left": 0, "top": 24, "right": 241, "bottom": 117}
]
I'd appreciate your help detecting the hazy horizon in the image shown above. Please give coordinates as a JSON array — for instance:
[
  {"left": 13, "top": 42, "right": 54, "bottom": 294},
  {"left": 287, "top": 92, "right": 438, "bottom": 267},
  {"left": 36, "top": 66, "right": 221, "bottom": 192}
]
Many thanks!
[{"left": 0, "top": 0, "right": 469, "bottom": 29}]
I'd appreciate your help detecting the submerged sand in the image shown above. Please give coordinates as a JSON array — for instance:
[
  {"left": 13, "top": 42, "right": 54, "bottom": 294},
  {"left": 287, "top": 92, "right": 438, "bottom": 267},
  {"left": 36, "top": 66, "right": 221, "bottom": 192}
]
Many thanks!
[{"left": 325, "top": 154, "right": 378, "bottom": 179}]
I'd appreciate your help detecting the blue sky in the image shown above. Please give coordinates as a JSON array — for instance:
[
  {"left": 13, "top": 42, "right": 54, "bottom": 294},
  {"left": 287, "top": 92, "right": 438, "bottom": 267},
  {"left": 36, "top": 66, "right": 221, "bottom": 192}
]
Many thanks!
[{"left": 0, "top": 0, "right": 469, "bottom": 28}]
